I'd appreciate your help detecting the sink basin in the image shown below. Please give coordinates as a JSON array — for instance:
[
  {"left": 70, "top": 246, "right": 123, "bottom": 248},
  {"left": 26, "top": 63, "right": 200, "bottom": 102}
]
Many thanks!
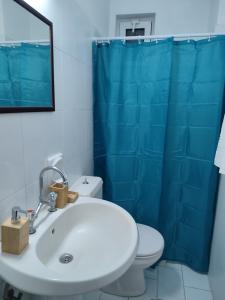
[{"left": 0, "top": 197, "right": 138, "bottom": 296}]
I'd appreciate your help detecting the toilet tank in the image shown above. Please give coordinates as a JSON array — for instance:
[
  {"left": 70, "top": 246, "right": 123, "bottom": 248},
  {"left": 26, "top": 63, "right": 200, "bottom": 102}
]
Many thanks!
[{"left": 70, "top": 176, "right": 103, "bottom": 198}]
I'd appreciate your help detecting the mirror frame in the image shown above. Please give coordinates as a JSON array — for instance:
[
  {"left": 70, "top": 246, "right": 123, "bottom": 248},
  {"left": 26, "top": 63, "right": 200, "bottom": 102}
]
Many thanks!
[{"left": 0, "top": 0, "right": 55, "bottom": 113}]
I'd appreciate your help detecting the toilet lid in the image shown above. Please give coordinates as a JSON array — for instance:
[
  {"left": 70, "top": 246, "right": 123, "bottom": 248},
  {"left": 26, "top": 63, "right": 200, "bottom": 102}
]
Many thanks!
[{"left": 136, "top": 223, "right": 164, "bottom": 257}]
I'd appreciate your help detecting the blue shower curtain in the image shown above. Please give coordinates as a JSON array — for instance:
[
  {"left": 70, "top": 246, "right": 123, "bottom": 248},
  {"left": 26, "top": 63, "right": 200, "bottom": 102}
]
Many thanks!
[
  {"left": 0, "top": 43, "right": 51, "bottom": 107},
  {"left": 93, "top": 37, "right": 225, "bottom": 273}
]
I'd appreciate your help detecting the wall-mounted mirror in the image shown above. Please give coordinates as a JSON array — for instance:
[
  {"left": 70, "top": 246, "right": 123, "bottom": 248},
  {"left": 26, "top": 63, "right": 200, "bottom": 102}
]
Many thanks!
[{"left": 0, "top": 0, "right": 54, "bottom": 113}]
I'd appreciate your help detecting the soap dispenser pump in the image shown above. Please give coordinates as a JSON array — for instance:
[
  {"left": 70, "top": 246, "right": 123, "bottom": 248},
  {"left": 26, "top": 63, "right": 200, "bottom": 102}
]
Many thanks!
[{"left": 11, "top": 206, "right": 27, "bottom": 224}]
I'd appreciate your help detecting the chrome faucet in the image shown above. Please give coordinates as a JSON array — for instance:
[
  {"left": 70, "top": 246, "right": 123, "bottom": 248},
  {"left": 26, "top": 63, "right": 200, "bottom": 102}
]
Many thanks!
[{"left": 29, "top": 166, "right": 68, "bottom": 234}]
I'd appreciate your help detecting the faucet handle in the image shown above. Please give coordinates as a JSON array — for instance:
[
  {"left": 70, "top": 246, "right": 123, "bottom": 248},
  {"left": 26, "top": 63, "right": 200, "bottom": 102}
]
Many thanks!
[
  {"left": 48, "top": 192, "right": 57, "bottom": 212},
  {"left": 11, "top": 206, "right": 27, "bottom": 224}
]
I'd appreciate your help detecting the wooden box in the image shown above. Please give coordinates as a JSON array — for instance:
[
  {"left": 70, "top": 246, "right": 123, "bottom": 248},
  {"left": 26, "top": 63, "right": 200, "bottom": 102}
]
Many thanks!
[
  {"left": 49, "top": 182, "right": 68, "bottom": 208},
  {"left": 1, "top": 217, "right": 29, "bottom": 255},
  {"left": 67, "top": 191, "right": 79, "bottom": 203}
]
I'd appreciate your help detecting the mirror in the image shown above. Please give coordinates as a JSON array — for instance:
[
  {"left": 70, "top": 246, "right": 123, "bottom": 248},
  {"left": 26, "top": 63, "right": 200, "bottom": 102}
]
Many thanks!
[{"left": 0, "top": 0, "right": 55, "bottom": 113}]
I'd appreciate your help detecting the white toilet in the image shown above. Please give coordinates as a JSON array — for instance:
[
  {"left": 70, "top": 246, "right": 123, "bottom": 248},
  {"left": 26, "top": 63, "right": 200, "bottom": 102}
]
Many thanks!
[{"left": 71, "top": 176, "right": 164, "bottom": 297}]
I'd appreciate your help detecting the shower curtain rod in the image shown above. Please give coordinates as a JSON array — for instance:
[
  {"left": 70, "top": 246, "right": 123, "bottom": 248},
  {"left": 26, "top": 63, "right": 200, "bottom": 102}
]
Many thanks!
[
  {"left": 92, "top": 32, "right": 225, "bottom": 42},
  {"left": 0, "top": 39, "right": 49, "bottom": 45}
]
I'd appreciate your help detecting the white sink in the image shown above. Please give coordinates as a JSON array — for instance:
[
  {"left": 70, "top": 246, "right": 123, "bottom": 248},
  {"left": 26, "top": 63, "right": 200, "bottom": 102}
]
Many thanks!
[{"left": 0, "top": 197, "right": 138, "bottom": 296}]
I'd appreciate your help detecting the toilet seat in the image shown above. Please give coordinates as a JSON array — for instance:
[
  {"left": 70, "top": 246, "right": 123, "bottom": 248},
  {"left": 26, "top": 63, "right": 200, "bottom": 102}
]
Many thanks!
[{"left": 136, "top": 223, "right": 164, "bottom": 258}]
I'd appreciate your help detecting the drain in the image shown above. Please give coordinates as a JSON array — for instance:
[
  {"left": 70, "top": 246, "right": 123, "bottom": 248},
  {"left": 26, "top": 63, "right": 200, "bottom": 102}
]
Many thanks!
[{"left": 59, "top": 253, "right": 73, "bottom": 264}]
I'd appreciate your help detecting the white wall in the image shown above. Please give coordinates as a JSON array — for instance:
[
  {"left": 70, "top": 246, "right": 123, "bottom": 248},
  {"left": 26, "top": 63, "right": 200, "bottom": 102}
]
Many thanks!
[
  {"left": 209, "top": 176, "right": 225, "bottom": 300},
  {"left": 109, "top": 0, "right": 215, "bottom": 36},
  {"left": 0, "top": 0, "right": 110, "bottom": 295},
  {"left": 75, "top": 0, "right": 111, "bottom": 36},
  {"left": 2, "top": 0, "right": 34, "bottom": 41},
  {"left": 209, "top": 0, "right": 220, "bottom": 32},
  {"left": 208, "top": 1, "right": 225, "bottom": 299},
  {"left": 0, "top": 0, "right": 50, "bottom": 42},
  {"left": 0, "top": 0, "right": 110, "bottom": 223},
  {"left": 0, "top": 0, "right": 5, "bottom": 41},
  {"left": 214, "top": 0, "right": 225, "bottom": 31}
]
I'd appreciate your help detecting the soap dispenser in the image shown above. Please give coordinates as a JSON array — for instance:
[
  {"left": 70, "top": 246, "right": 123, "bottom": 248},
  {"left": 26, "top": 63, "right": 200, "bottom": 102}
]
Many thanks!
[{"left": 1, "top": 207, "right": 29, "bottom": 255}]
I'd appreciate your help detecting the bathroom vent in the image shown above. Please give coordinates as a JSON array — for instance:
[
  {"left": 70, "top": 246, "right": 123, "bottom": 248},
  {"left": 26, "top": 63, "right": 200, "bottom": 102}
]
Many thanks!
[{"left": 116, "top": 13, "right": 155, "bottom": 37}]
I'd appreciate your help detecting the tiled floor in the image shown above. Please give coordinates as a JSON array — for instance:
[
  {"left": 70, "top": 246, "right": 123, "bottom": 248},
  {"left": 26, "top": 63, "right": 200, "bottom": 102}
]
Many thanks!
[{"left": 84, "top": 261, "right": 213, "bottom": 300}]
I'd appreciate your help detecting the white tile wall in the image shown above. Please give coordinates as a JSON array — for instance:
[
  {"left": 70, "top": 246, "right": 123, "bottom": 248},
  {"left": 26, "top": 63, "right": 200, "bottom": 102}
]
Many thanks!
[
  {"left": 0, "top": 0, "right": 110, "bottom": 293},
  {"left": 209, "top": 175, "right": 225, "bottom": 300},
  {"left": 109, "top": 0, "right": 217, "bottom": 36},
  {"left": 0, "top": 115, "right": 25, "bottom": 202},
  {"left": 0, "top": 0, "right": 110, "bottom": 224}
]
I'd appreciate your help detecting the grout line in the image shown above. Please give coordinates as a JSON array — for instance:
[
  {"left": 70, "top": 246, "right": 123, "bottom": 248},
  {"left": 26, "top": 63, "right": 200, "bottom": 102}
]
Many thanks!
[
  {"left": 54, "top": 44, "right": 91, "bottom": 66},
  {"left": 181, "top": 265, "right": 211, "bottom": 292},
  {"left": 181, "top": 264, "right": 187, "bottom": 300},
  {"left": 184, "top": 285, "right": 211, "bottom": 292},
  {"left": 19, "top": 114, "right": 27, "bottom": 198},
  {"left": 156, "top": 266, "right": 159, "bottom": 298},
  {"left": 0, "top": 186, "right": 26, "bottom": 204},
  {"left": 184, "top": 286, "right": 212, "bottom": 293},
  {"left": 0, "top": 115, "right": 27, "bottom": 206},
  {"left": 98, "top": 265, "right": 211, "bottom": 300}
]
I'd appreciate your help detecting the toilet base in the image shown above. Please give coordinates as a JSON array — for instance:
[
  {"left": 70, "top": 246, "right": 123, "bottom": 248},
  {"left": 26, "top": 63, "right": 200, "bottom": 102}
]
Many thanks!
[
  {"left": 102, "top": 224, "right": 164, "bottom": 297},
  {"left": 102, "top": 267, "right": 146, "bottom": 297}
]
